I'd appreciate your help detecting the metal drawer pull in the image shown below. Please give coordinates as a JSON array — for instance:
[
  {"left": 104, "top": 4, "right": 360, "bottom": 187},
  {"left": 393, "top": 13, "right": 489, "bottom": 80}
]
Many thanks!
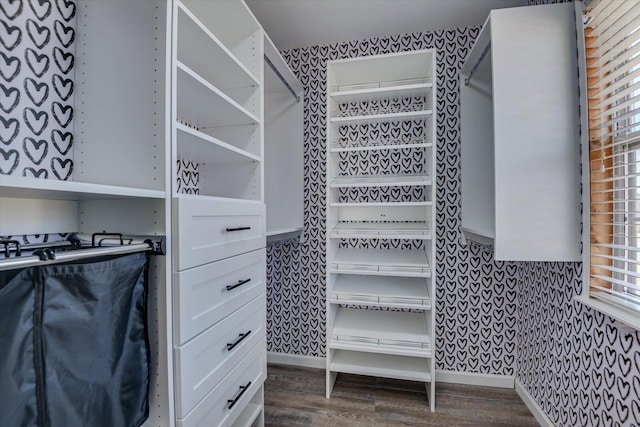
[
  {"left": 227, "top": 381, "right": 251, "bottom": 409},
  {"left": 226, "top": 227, "right": 251, "bottom": 232},
  {"left": 226, "top": 278, "right": 251, "bottom": 291},
  {"left": 226, "top": 331, "right": 252, "bottom": 351}
]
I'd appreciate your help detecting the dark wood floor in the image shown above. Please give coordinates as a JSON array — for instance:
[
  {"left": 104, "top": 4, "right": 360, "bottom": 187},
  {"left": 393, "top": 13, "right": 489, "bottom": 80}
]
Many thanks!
[{"left": 264, "top": 364, "right": 539, "bottom": 426}]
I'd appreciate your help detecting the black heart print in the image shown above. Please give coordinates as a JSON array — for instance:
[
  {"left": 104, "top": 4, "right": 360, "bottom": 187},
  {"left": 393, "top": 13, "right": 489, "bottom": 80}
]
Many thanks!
[
  {"left": 53, "top": 20, "right": 74, "bottom": 48},
  {"left": 22, "top": 167, "right": 47, "bottom": 178},
  {"left": 26, "top": 18, "right": 50, "bottom": 49},
  {"left": 0, "top": 83, "right": 20, "bottom": 113},
  {"left": 23, "top": 137, "right": 48, "bottom": 164},
  {"left": 51, "top": 129, "right": 72, "bottom": 155},
  {"left": 0, "top": 0, "right": 23, "bottom": 20},
  {"left": 0, "top": 147, "right": 19, "bottom": 174},
  {"left": 0, "top": 117, "right": 20, "bottom": 145},
  {"left": 51, "top": 156, "right": 71, "bottom": 180},
  {"left": 24, "top": 77, "right": 49, "bottom": 106},
  {"left": 25, "top": 47, "right": 49, "bottom": 77},
  {"left": 0, "top": 19, "right": 22, "bottom": 51},
  {"left": 0, "top": 51, "right": 21, "bottom": 82},
  {"left": 51, "top": 102, "right": 72, "bottom": 127},
  {"left": 23, "top": 107, "right": 48, "bottom": 135},
  {"left": 54, "top": 0, "right": 75, "bottom": 22},
  {"left": 52, "top": 74, "right": 72, "bottom": 100},
  {"left": 27, "top": 0, "right": 51, "bottom": 21},
  {"left": 52, "top": 46, "right": 73, "bottom": 74}
]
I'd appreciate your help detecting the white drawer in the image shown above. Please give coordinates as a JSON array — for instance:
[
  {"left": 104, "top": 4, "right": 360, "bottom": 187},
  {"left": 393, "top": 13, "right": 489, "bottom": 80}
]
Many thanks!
[
  {"left": 177, "top": 339, "right": 267, "bottom": 427},
  {"left": 174, "top": 196, "right": 266, "bottom": 270},
  {"left": 174, "top": 296, "right": 266, "bottom": 418},
  {"left": 174, "top": 249, "right": 265, "bottom": 345}
]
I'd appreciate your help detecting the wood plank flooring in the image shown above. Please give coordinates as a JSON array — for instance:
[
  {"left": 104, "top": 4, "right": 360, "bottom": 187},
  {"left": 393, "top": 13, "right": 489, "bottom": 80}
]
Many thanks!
[{"left": 264, "top": 364, "right": 539, "bottom": 426}]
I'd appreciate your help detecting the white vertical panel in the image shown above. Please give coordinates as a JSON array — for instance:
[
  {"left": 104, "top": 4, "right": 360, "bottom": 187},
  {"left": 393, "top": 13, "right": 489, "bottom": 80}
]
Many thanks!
[
  {"left": 264, "top": 90, "right": 303, "bottom": 236},
  {"left": 0, "top": 198, "right": 78, "bottom": 235},
  {"left": 460, "top": 42, "right": 495, "bottom": 239},
  {"left": 74, "top": 0, "right": 166, "bottom": 190},
  {"left": 491, "top": 3, "right": 581, "bottom": 261}
]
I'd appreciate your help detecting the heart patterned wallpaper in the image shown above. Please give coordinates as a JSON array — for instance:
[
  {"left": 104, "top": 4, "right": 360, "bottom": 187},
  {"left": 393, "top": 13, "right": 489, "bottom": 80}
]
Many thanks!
[
  {"left": 516, "top": 1, "right": 640, "bottom": 426},
  {"left": 0, "top": 0, "right": 76, "bottom": 180},
  {"left": 2, "top": 0, "right": 639, "bottom": 424},
  {"left": 268, "top": 28, "right": 521, "bottom": 377}
]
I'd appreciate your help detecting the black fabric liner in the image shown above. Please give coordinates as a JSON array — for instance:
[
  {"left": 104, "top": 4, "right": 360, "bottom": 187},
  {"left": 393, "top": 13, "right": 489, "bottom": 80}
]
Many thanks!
[{"left": 0, "top": 252, "right": 150, "bottom": 427}]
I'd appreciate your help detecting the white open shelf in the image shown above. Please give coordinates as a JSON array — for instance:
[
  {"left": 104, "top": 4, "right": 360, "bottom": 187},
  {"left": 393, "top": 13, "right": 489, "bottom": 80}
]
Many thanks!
[
  {"left": 330, "top": 134, "right": 431, "bottom": 152},
  {"left": 333, "top": 203, "right": 431, "bottom": 224},
  {"left": 330, "top": 275, "right": 430, "bottom": 309},
  {"left": 0, "top": 175, "right": 165, "bottom": 201},
  {"left": 331, "top": 202, "right": 432, "bottom": 208},
  {"left": 330, "top": 350, "right": 431, "bottom": 382},
  {"left": 176, "top": 63, "right": 259, "bottom": 128},
  {"left": 330, "top": 51, "right": 432, "bottom": 91},
  {"left": 176, "top": 123, "right": 260, "bottom": 164},
  {"left": 179, "top": 0, "right": 261, "bottom": 80},
  {"left": 330, "top": 174, "right": 431, "bottom": 188},
  {"left": 176, "top": 3, "right": 259, "bottom": 115},
  {"left": 330, "top": 110, "right": 432, "bottom": 126},
  {"left": 330, "top": 222, "right": 431, "bottom": 240},
  {"left": 330, "top": 308, "right": 431, "bottom": 358},
  {"left": 330, "top": 82, "right": 432, "bottom": 104},
  {"left": 330, "top": 247, "right": 431, "bottom": 277}
]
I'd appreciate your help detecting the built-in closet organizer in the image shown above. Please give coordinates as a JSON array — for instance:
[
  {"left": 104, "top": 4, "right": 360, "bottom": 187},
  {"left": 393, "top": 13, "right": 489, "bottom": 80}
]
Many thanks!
[
  {"left": 170, "top": 1, "right": 267, "bottom": 427},
  {"left": 0, "top": 0, "right": 173, "bottom": 425},
  {"left": 325, "top": 51, "right": 437, "bottom": 410},
  {"left": 264, "top": 35, "right": 304, "bottom": 243},
  {"left": 460, "top": 2, "right": 581, "bottom": 261}
]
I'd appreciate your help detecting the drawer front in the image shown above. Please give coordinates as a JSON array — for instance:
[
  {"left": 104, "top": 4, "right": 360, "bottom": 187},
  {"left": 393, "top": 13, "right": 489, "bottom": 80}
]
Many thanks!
[
  {"left": 175, "top": 249, "right": 266, "bottom": 345},
  {"left": 175, "top": 197, "right": 266, "bottom": 270},
  {"left": 174, "top": 296, "right": 266, "bottom": 418},
  {"left": 177, "top": 339, "right": 267, "bottom": 427}
]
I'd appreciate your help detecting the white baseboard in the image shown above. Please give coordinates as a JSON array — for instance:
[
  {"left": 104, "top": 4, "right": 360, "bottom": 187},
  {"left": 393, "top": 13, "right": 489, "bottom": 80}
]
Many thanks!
[
  {"left": 515, "top": 379, "right": 554, "bottom": 427},
  {"left": 267, "top": 352, "right": 325, "bottom": 369},
  {"left": 435, "top": 370, "right": 515, "bottom": 389},
  {"left": 266, "top": 354, "right": 514, "bottom": 390}
]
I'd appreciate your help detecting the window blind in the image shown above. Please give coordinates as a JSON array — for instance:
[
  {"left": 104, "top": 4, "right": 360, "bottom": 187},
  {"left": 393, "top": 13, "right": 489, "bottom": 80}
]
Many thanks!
[{"left": 587, "top": 0, "right": 640, "bottom": 312}]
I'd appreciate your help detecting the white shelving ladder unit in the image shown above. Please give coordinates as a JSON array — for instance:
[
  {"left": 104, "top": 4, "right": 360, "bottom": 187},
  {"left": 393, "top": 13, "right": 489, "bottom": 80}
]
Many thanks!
[{"left": 325, "top": 50, "right": 437, "bottom": 411}]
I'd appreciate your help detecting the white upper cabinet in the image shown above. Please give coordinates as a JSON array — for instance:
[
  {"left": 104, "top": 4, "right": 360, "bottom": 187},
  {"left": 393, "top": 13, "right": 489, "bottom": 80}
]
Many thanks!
[
  {"left": 460, "top": 2, "right": 582, "bottom": 261},
  {"left": 263, "top": 34, "right": 304, "bottom": 242}
]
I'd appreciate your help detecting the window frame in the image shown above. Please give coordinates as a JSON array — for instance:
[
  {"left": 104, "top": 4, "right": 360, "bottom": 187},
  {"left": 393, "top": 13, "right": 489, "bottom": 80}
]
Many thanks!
[{"left": 576, "top": 0, "right": 640, "bottom": 330}]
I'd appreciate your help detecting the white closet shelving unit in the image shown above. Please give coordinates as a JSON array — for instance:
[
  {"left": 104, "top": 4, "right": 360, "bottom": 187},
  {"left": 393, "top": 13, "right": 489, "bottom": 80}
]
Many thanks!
[
  {"left": 263, "top": 34, "right": 304, "bottom": 243},
  {"left": 2, "top": 1, "right": 273, "bottom": 426},
  {"left": 325, "top": 50, "right": 437, "bottom": 411},
  {"left": 460, "top": 2, "right": 581, "bottom": 261},
  {"left": 0, "top": 1, "right": 174, "bottom": 425},
  {"left": 170, "top": 1, "right": 266, "bottom": 427}
]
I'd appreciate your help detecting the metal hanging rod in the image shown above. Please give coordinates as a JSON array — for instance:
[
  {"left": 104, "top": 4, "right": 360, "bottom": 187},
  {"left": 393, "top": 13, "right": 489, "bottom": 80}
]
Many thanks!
[
  {"left": 264, "top": 54, "right": 301, "bottom": 103},
  {"left": 464, "top": 42, "right": 491, "bottom": 86},
  {"left": 0, "top": 233, "right": 165, "bottom": 272}
]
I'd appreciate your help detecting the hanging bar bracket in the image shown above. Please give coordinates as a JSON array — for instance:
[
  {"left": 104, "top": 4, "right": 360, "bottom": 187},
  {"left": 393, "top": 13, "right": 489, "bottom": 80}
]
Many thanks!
[
  {"left": 0, "top": 234, "right": 166, "bottom": 271},
  {"left": 464, "top": 42, "right": 491, "bottom": 86},
  {"left": 264, "top": 54, "right": 301, "bottom": 103}
]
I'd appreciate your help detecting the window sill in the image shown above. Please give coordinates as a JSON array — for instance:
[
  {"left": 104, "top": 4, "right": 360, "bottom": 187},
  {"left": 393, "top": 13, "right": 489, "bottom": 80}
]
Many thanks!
[{"left": 574, "top": 295, "right": 640, "bottom": 331}]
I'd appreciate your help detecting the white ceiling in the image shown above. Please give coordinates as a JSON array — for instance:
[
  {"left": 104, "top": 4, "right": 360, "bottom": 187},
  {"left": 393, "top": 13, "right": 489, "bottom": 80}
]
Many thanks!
[{"left": 246, "top": 0, "right": 529, "bottom": 51}]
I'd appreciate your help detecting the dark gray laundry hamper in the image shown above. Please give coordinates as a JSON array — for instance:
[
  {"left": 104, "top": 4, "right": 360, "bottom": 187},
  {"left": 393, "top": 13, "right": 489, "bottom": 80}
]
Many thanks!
[{"left": 0, "top": 252, "right": 150, "bottom": 427}]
